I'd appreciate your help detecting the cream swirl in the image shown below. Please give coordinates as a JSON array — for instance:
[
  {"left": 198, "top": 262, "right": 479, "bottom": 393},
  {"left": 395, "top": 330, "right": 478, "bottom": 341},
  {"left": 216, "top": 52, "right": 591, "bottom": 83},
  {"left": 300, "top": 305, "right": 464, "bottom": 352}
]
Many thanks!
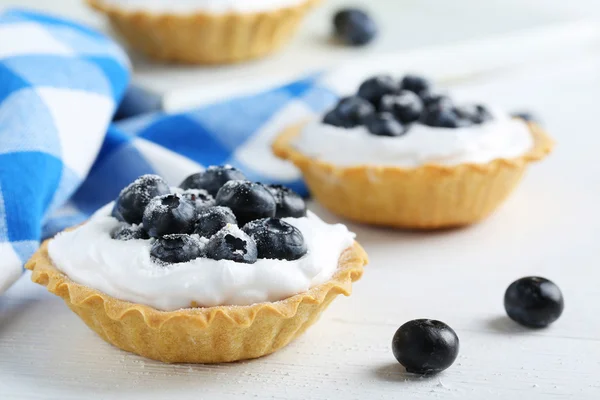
[{"left": 48, "top": 203, "right": 355, "bottom": 311}]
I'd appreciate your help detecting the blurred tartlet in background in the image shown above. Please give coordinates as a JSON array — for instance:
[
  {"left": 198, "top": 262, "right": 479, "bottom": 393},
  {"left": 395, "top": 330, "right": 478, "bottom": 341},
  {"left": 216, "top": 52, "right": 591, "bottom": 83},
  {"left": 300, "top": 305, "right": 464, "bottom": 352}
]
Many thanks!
[
  {"left": 274, "top": 75, "right": 554, "bottom": 229},
  {"left": 87, "top": 0, "right": 321, "bottom": 64}
]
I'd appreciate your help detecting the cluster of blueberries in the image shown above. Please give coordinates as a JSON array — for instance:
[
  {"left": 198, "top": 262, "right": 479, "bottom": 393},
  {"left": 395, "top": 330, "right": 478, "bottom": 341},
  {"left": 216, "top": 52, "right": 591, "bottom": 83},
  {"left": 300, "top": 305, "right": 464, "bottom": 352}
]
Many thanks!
[
  {"left": 110, "top": 166, "right": 308, "bottom": 265},
  {"left": 323, "top": 74, "right": 495, "bottom": 137}
]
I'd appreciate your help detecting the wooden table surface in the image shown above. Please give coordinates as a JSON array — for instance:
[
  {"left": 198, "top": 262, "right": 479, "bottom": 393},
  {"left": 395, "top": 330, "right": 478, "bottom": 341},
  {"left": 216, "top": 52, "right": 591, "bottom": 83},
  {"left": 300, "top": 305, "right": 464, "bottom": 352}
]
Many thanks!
[{"left": 1, "top": 1, "right": 600, "bottom": 399}]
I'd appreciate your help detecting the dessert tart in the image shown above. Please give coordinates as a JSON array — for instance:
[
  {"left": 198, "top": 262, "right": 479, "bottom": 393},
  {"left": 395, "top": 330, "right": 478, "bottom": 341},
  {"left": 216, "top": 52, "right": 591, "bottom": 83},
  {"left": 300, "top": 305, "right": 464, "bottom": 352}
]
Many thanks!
[
  {"left": 87, "top": 0, "right": 321, "bottom": 64},
  {"left": 273, "top": 74, "right": 554, "bottom": 229},
  {"left": 26, "top": 166, "right": 367, "bottom": 363}
]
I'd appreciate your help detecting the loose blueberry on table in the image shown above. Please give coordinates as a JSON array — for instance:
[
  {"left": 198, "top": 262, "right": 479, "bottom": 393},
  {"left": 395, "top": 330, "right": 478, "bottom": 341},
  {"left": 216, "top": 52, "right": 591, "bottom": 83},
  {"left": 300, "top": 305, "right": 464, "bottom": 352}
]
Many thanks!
[
  {"left": 109, "top": 169, "right": 309, "bottom": 266},
  {"left": 504, "top": 277, "right": 564, "bottom": 328},
  {"left": 323, "top": 74, "right": 496, "bottom": 133},
  {"left": 333, "top": 8, "right": 378, "bottom": 47},
  {"left": 392, "top": 319, "right": 460, "bottom": 374}
]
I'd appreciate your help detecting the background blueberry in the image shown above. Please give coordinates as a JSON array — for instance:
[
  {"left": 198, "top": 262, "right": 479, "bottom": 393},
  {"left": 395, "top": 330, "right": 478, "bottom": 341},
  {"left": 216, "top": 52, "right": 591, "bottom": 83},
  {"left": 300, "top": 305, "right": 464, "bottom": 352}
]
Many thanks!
[
  {"left": 379, "top": 91, "right": 424, "bottom": 123},
  {"left": 392, "top": 319, "right": 460, "bottom": 375},
  {"left": 181, "top": 188, "right": 215, "bottom": 212},
  {"left": 114, "top": 175, "right": 170, "bottom": 225},
  {"left": 323, "top": 109, "right": 347, "bottom": 127},
  {"left": 243, "top": 218, "right": 308, "bottom": 261},
  {"left": 420, "top": 91, "right": 453, "bottom": 109},
  {"left": 150, "top": 234, "right": 203, "bottom": 264},
  {"left": 194, "top": 206, "right": 237, "bottom": 238},
  {"left": 111, "top": 223, "right": 149, "bottom": 241},
  {"left": 323, "top": 96, "right": 375, "bottom": 128},
  {"left": 215, "top": 180, "right": 277, "bottom": 226},
  {"left": 180, "top": 166, "right": 246, "bottom": 197},
  {"left": 454, "top": 104, "right": 493, "bottom": 124},
  {"left": 366, "top": 112, "right": 407, "bottom": 136},
  {"left": 142, "top": 194, "right": 196, "bottom": 238},
  {"left": 504, "top": 277, "right": 564, "bottom": 328},
  {"left": 333, "top": 8, "right": 378, "bottom": 46},
  {"left": 205, "top": 225, "right": 258, "bottom": 264},
  {"left": 267, "top": 185, "right": 307, "bottom": 219},
  {"left": 357, "top": 75, "right": 400, "bottom": 106},
  {"left": 400, "top": 74, "right": 432, "bottom": 95},
  {"left": 511, "top": 111, "right": 540, "bottom": 124},
  {"left": 420, "top": 107, "right": 470, "bottom": 128}
]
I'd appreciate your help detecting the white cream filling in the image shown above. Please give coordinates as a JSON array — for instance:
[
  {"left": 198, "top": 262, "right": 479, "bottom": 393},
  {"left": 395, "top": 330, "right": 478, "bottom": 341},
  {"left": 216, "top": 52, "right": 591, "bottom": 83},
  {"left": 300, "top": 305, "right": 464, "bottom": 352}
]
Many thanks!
[
  {"left": 96, "top": 0, "right": 307, "bottom": 14},
  {"left": 293, "top": 108, "right": 534, "bottom": 167},
  {"left": 48, "top": 203, "right": 355, "bottom": 311}
]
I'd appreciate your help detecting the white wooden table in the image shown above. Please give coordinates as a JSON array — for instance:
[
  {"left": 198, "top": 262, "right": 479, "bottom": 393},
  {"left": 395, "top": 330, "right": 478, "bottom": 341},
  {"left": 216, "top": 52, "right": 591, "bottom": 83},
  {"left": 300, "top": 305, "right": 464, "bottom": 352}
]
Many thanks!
[{"left": 1, "top": 1, "right": 600, "bottom": 399}]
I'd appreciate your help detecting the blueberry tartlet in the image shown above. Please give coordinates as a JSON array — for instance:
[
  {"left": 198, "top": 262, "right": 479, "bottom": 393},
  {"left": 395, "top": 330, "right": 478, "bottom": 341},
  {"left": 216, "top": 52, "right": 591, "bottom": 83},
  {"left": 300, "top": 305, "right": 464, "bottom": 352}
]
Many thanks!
[
  {"left": 273, "top": 74, "right": 554, "bottom": 229},
  {"left": 26, "top": 167, "right": 367, "bottom": 363},
  {"left": 86, "top": 0, "right": 321, "bottom": 64}
]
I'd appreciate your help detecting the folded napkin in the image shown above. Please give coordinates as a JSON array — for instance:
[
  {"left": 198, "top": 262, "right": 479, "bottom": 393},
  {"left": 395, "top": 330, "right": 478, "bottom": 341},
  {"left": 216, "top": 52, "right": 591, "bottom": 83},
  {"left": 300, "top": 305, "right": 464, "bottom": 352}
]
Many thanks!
[{"left": 0, "top": 9, "right": 337, "bottom": 293}]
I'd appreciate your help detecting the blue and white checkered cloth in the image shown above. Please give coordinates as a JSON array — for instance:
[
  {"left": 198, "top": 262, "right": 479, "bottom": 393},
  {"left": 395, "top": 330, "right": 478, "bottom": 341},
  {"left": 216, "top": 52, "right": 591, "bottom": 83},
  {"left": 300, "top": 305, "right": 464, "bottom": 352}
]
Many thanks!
[{"left": 0, "top": 9, "right": 338, "bottom": 292}]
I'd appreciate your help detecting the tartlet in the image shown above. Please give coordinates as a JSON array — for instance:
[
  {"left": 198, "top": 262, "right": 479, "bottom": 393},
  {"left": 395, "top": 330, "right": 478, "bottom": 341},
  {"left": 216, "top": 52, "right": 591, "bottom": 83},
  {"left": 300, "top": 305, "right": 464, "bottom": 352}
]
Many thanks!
[
  {"left": 26, "top": 167, "right": 367, "bottom": 363},
  {"left": 26, "top": 238, "right": 366, "bottom": 363},
  {"left": 87, "top": 0, "right": 321, "bottom": 64},
  {"left": 273, "top": 75, "right": 554, "bottom": 229}
]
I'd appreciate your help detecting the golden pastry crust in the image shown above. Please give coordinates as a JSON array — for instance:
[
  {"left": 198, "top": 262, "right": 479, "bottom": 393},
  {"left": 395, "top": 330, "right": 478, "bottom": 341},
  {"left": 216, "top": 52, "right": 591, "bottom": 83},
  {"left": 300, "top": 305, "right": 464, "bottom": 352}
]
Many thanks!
[
  {"left": 273, "top": 122, "right": 554, "bottom": 229},
  {"left": 26, "top": 237, "right": 367, "bottom": 363},
  {"left": 87, "top": 0, "right": 320, "bottom": 64}
]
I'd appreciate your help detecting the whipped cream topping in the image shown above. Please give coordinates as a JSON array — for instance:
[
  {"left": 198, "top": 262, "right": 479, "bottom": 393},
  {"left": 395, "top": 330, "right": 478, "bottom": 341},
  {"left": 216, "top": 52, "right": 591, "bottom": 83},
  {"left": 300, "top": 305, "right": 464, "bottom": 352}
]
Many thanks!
[
  {"left": 293, "top": 108, "right": 534, "bottom": 167},
  {"left": 97, "top": 0, "right": 307, "bottom": 14},
  {"left": 48, "top": 203, "right": 355, "bottom": 311}
]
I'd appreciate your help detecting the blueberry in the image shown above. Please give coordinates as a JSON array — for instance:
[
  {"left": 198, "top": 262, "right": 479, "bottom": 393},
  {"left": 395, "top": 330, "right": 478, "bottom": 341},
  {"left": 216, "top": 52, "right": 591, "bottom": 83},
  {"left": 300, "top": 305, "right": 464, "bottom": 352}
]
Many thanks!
[
  {"left": 114, "top": 175, "right": 170, "bottom": 225},
  {"left": 142, "top": 194, "right": 196, "bottom": 238},
  {"left": 215, "top": 180, "right": 277, "bottom": 226},
  {"left": 181, "top": 189, "right": 215, "bottom": 212},
  {"left": 111, "top": 203, "right": 124, "bottom": 222},
  {"left": 419, "top": 91, "right": 453, "bottom": 109},
  {"left": 379, "top": 91, "right": 424, "bottom": 123},
  {"left": 400, "top": 75, "right": 432, "bottom": 95},
  {"left": 266, "top": 185, "right": 307, "bottom": 219},
  {"left": 323, "top": 96, "right": 375, "bottom": 128},
  {"left": 504, "top": 277, "right": 564, "bottom": 328},
  {"left": 205, "top": 225, "right": 258, "bottom": 264},
  {"left": 420, "top": 107, "right": 470, "bottom": 128},
  {"left": 365, "top": 112, "right": 407, "bottom": 137},
  {"left": 243, "top": 218, "right": 308, "bottom": 261},
  {"left": 392, "top": 319, "right": 459, "bottom": 375},
  {"left": 357, "top": 75, "right": 400, "bottom": 106},
  {"left": 333, "top": 8, "right": 378, "bottom": 46},
  {"left": 180, "top": 166, "right": 247, "bottom": 197},
  {"left": 510, "top": 111, "right": 539, "bottom": 124},
  {"left": 111, "top": 223, "right": 149, "bottom": 241},
  {"left": 194, "top": 206, "right": 237, "bottom": 238},
  {"left": 323, "top": 110, "right": 347, "bottom": 128},
  {"left": 454, "top": 104, "right": 493, "bottom": 124},
  {"left": 150, "top": 234, "right": 203, "bottom": 264}
]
